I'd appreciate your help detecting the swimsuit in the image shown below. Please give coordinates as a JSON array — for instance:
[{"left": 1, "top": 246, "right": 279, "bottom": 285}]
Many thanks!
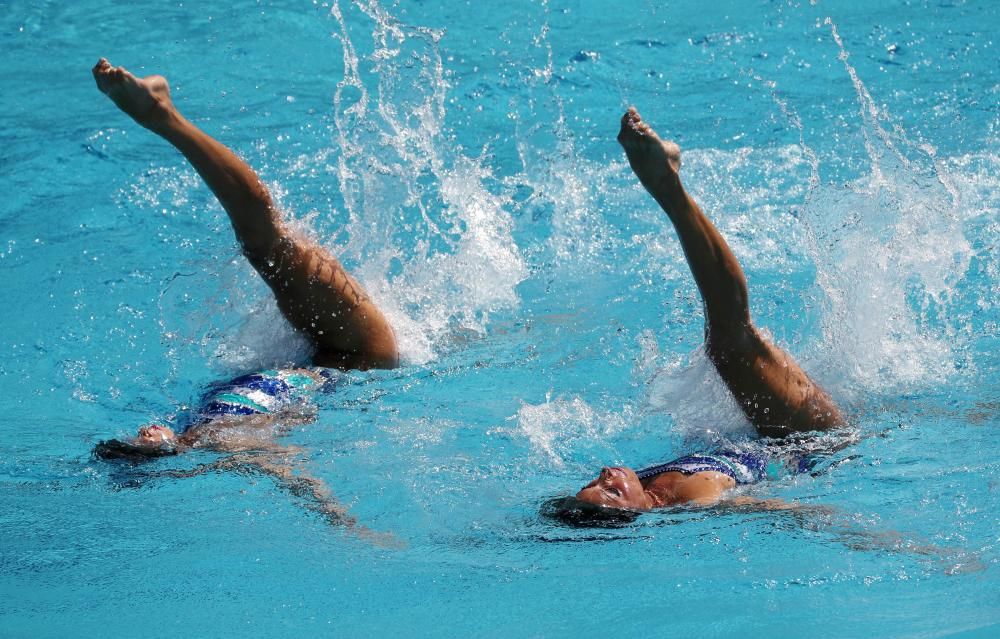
[
  {"left": 179, "top": 368, "right": 335, "bottom": 433},
  {"left": 635, "top": 451, "right": 771, "bottom": 485}
]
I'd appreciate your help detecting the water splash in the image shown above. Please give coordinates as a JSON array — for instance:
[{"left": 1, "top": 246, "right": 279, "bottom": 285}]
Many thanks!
[
  {"left": 641, "top": 20, "right": 982, "bottom": 436},
  {"left": 805, "top": 18, "right": 974, "bottom": 400},
  {"left": 329, "top": 0, "right": 527, "bottom": 363},
  {"left": 644, "top": 348, "right": 754, "bottom": 442},
  {"left": 507, "top": 393, "right": 630, "bottom": 468}
]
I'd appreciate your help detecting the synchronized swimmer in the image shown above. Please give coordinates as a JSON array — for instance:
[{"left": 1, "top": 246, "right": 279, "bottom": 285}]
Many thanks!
[
  {"left": 92, "top": 58, "right": 845, "bottom": 525},
  {"left": 92, "top": 57, "right": 397, "bottom": 453},
  {"left": 572, "top": 109, "right": 843, "bottom": 513},
  {"left": 92, "top": 58, "right": 399, "bottom": 534}
]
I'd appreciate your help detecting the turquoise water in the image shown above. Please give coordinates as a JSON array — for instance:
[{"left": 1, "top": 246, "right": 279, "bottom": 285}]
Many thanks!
[{"left": 1, "top": 0, "right": 998, "bottom": 636}]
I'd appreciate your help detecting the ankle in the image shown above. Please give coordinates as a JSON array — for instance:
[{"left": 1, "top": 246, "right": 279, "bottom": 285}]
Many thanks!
[
  {"left": 647, "top": 172, "right": 685, "bottom": 207},
  {"left": 146, "top": 107, "right": 185, "bottom": 136}
]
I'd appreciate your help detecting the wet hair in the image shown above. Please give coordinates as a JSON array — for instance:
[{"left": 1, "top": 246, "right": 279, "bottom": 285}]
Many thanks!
[
  {"left": 540, "top": 496, "right": 642, "bottom": 528},
  {"left": 93, "top": 438, "right": 179, "bottom": 462}
]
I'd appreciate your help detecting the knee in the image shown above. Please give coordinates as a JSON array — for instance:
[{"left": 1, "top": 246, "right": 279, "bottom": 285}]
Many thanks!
[{"left": 242, "top": 233, "right": 293, "bottom": 275}]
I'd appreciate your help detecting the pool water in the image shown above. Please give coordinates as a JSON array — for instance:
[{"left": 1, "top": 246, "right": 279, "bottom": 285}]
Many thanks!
[{"left": 1, "top": 0, "right": 998, "bottom": 636}]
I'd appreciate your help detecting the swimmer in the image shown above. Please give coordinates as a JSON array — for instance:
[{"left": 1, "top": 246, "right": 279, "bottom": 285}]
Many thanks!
[
  {"left": 91, "top": 57, "right": 396, "bottom": 450},
  {"left": 573, "top": 108, "right": 845, "bottom": 512},
  {"left": 94, "top": 367, "right": 383, "bottom": 536},
  {"left": 93, "top": 368, "right": 332, "bottom": 460},
  {"left": 91, "top": 59, "right": 397, "bottom": 533}
]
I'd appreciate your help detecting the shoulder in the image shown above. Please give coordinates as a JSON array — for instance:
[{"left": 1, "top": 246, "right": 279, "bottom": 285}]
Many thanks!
[{"left": 665, "top": 471, "right": 735, "bottom": 505}]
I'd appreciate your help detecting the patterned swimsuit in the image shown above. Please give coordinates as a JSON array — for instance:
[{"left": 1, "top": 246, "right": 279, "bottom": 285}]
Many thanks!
[
  {"left": 635, "top": 451, "right": 771, "bottom": 485},
  {"left": 178, "top": 369, "right": 334, "bottom": 433}
]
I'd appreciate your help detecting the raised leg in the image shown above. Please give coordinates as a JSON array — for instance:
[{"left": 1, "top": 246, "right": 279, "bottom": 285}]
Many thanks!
[
  {"left": 93, "top": 59, "right": 397, "bottom": 369},
  {"left": 618, "top": 107, "right": 842, "bottom": 436}
]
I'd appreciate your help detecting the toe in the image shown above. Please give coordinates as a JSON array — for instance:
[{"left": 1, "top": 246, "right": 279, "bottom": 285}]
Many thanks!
[
  {"left": 92, "top": 58, "right": 110, "bottom": 79},
  {"left": 620, "top": 109, "right": 641, "bottom": 136}
]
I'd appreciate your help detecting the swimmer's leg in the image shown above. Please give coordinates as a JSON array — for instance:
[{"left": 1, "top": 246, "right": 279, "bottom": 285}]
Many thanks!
[
  {"left": 617, "top": 108, "right": 841, "bottom": 435},
  {"left": 92, "top": 59, "right": 397, "bottom": 369}
]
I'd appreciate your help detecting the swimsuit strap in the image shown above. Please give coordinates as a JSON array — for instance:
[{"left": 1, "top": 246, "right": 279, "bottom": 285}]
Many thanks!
[
  {"left": 636, "top": 454, "right": 720, "bottom": 480},
  {"left": 636, "top": 451, "right": 767, "bottom": 485}
]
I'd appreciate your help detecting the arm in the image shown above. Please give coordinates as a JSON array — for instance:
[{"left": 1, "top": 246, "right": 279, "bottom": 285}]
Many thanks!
[
  {"left": 717, "top": 497, "right": 981, "bottom": 573},
  {"left": 154, "top": 454, "right": 354, "bottom": 525}
]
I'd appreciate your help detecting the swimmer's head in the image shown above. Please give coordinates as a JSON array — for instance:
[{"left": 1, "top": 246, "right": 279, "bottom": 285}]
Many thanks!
[
  {"left": 575, "top": 466, "right": 652, "bottom": 510},
  {"left": 132, "top": 424, "right": 177, "bottom": 448},
  {"left": 93, "top": 424, "right": 180, "bottom": 461}
]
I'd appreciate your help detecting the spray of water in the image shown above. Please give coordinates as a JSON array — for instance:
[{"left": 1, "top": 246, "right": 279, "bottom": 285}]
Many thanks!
[
  {"left": 151, "top": 0, "right": 529, "bottom": 372},
  {"left": 805, "top": 18, "right": 974, "bottom": 400},
  {"left": 133, "top": 5, "right": 988, "bottom": 452},
  {"left": 328, "top": 0, "right": 527, "bottom": 364},
  {"left": 639, "top": 18, "right": 982, "bottom": 440},
  {"left": 508, "top": 393, "right": 631, "bottom": 468}
]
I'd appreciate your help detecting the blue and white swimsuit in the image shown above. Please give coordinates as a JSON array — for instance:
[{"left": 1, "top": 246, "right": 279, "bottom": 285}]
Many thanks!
[
  {"left": 178, "top": 369, "right": 334, "bottom": 433},
  {"left": 635, "top": 451, "right": 771, "bottom": 485}
]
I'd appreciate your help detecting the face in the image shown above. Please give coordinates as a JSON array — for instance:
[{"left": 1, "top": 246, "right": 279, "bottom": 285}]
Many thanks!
[
  {"left": 576, "top": 466, "right": 651, "bottom": 510},
  {"left": 130, "top": 424, "right": 177, "bottom": 449}
]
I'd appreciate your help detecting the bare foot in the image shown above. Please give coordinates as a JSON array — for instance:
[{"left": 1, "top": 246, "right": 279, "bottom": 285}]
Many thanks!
[
  {"left": 92, "top": 58, "right": 175, "bottom": 130},
  {"left": 617, "top": 107, "right": 683, "bottom": 199}
]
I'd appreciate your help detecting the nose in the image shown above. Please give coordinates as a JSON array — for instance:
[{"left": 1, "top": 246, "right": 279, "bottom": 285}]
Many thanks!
[{"left": 600, "top": 466, "right": 622, "bottom": 481}]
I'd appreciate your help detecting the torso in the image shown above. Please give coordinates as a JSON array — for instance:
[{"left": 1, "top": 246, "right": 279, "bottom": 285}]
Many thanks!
[{"left": 636, "top": 450, "right": 771, "bottom": 506}]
